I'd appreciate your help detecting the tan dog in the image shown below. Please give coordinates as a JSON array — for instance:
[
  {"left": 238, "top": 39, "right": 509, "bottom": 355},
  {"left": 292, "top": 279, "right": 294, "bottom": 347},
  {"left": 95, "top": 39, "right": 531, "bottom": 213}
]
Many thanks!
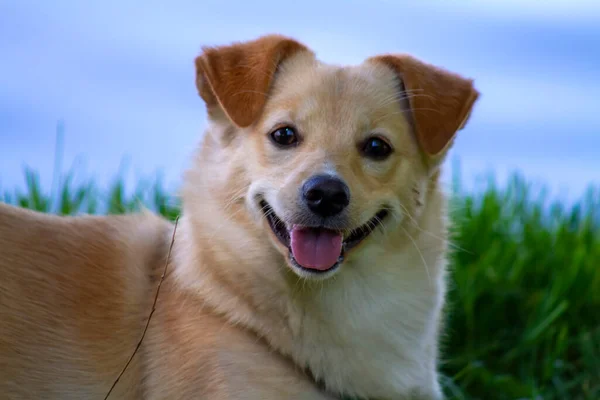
[{"left": 0, "top": 34, "right": 479, "bottom": 399}]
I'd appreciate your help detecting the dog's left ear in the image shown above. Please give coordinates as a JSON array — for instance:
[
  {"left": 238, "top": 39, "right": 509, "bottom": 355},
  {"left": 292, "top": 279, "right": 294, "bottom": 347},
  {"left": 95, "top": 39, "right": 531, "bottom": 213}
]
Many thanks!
[
  {"left": 368, "top": 54, "right": 479, "bottom": 160},
  {"left": 195, "top": 35, "right": 313, "bottom": 128}
]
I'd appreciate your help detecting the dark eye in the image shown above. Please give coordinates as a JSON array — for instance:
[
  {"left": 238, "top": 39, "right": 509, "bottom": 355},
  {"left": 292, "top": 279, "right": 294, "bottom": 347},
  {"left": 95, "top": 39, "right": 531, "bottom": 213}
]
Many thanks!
[
  {"left": 361, "top": 136, "right": 393, "bottom": 160},
  {"left": 270, "top": 126, "right": 298, "bottom": 147}
]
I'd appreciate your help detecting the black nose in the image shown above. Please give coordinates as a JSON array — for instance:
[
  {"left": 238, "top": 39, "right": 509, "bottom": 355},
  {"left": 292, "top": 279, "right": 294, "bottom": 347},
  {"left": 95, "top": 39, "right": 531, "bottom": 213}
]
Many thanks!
[{"left": 302, "top": 175, "right": 350, "bottom": 218}]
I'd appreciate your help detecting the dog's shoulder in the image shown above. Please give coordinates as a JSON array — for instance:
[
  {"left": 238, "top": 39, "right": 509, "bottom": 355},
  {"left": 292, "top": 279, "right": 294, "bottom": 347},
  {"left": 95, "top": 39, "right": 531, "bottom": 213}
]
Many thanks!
[
  {"left": 0, "top": 202, "right": 174, "bottom": 398},
  {"left": 0, "top": 202, "right": 173, "bottom": 275},
  {"left": 2, "top": 200, "right": 168, "bottom": 244},
  {"left": 0, "top": 202, "right": 175, "bottom": 305}
]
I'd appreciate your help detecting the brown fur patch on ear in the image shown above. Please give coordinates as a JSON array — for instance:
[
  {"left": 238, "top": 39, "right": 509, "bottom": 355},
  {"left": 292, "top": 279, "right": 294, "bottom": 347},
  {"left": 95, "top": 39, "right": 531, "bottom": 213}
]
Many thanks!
[
  {"left": 368, "top": 54, "right": 479, "bottom": 157},
  {"left": 195, "top": 34, "right": 312, "bottom": 128}
]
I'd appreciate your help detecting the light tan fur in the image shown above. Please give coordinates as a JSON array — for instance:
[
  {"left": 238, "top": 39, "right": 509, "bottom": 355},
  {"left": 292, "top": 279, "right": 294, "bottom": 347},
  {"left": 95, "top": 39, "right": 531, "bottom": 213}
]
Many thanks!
[{"left": 0, "top": 34, "right": 479, "bottom": 399}]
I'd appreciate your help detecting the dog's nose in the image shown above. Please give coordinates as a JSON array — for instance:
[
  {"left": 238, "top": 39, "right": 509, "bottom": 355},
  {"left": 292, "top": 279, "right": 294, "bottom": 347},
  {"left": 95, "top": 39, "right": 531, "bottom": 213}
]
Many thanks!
[{"left": 302, "top": 175, "right": 350, "bottom": 217}]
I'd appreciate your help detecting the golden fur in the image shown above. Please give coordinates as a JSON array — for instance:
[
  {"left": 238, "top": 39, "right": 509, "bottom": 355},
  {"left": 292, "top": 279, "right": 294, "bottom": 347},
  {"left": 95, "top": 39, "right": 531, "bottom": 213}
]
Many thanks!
[{"left": 0, "top": 34, "right": 479, "bottom": 399}]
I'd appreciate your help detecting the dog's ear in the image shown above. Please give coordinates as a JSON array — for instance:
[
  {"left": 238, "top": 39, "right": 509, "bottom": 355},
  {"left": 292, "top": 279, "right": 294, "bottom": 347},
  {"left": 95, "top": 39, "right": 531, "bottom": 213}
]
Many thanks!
[
  {"left": 368, "top": 54, "right": 479, "bottom": 159},
  {"left": 195, "top": 35, "right": 312, "bottom": 128}
]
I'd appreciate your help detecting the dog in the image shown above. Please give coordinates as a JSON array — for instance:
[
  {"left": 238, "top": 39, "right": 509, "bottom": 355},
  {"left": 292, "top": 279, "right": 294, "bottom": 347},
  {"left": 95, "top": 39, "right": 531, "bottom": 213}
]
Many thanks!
[{"left": 0, "top": 34, "right": 479, "bottom": 399}]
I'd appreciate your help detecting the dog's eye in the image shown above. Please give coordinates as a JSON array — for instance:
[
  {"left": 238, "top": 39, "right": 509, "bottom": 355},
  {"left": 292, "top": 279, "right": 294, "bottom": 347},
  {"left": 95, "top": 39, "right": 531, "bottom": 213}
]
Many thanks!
[
  {"left": 270, "top": 126, "right": 298, "bottom": 147},
  {"left": 361, "top": 137, "right": 393, "bottom": 160}
]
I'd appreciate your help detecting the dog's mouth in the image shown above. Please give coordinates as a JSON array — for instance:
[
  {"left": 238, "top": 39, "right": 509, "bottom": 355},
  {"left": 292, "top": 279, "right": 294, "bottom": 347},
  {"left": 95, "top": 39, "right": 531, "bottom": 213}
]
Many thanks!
[{"left": 259, "top": 200, "right": 389, "bottom": 274}]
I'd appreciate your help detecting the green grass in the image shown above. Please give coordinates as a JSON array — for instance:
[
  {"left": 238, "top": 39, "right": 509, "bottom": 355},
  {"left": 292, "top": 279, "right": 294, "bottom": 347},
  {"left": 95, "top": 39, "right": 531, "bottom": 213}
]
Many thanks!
[{"left": 2, "top": 167, "right": 599, "bottom": 400}]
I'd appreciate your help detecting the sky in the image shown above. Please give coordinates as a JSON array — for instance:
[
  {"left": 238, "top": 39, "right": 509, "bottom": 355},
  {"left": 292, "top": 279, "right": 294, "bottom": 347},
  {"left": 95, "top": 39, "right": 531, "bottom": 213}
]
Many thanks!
[{"left": 1, "top": 0, "right": 599, "bottom": 201}]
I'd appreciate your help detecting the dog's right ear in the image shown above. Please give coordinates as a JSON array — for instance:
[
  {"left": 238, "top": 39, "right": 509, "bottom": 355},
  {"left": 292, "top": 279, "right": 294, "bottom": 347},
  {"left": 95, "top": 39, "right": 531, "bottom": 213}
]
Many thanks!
[{"left": 195, "top": 35, "right": 312, "bottom": 128}]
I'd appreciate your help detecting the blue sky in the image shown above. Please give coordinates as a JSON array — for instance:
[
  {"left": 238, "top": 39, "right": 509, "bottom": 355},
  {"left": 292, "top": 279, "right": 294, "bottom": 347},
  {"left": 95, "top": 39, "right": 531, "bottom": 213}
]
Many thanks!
[{"left": 1, "top": 0, "right": 599, "bottom": 201}]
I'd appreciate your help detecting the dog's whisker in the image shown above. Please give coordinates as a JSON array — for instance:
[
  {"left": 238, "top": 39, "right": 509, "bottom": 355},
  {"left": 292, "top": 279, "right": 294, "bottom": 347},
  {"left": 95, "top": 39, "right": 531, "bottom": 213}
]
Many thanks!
[
  {"left": 396, "top": 202, "right": 469, "bottom": 254},
  {"left": 373, "top": 92, "right": 438, "bottom": 112},
  {"left": 378, "top": 92, "right": 436, "bottom": 107},
  {"left": 401, "top": 225, "right": 433, "bottom": 287}
]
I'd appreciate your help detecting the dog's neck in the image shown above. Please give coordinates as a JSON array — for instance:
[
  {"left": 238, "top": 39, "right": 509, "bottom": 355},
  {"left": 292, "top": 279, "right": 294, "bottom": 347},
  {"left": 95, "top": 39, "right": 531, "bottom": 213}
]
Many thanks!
[{"left": 172, "top": 164, "right": 448, "bottom": 399}]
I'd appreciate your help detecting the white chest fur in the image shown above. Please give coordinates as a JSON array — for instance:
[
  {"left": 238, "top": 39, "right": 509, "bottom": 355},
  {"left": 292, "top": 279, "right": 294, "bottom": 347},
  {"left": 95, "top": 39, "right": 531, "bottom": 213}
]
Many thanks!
[{"left": 286, "top": 244, "right": 447, "bottom": 400}]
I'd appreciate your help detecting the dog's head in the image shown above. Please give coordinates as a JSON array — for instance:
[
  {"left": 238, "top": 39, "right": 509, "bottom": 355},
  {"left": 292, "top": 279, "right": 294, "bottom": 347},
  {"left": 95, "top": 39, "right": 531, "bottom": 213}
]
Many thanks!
[{"left": 193, "top": 34, "right": 478, "bottom": 280}]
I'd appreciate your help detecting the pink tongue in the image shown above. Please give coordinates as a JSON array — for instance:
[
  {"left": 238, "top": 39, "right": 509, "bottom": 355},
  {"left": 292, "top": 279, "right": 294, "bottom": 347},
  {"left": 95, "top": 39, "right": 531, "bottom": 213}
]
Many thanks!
[{"left": 290, "top": 227, "right": 343, "bottom": 271}]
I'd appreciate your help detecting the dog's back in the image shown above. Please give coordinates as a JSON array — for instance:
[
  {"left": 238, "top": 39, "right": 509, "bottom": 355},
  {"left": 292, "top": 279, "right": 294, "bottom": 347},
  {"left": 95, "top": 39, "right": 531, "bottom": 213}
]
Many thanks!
[{"left": 0, "top": 203, "right": 172, "bottom": 399}]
